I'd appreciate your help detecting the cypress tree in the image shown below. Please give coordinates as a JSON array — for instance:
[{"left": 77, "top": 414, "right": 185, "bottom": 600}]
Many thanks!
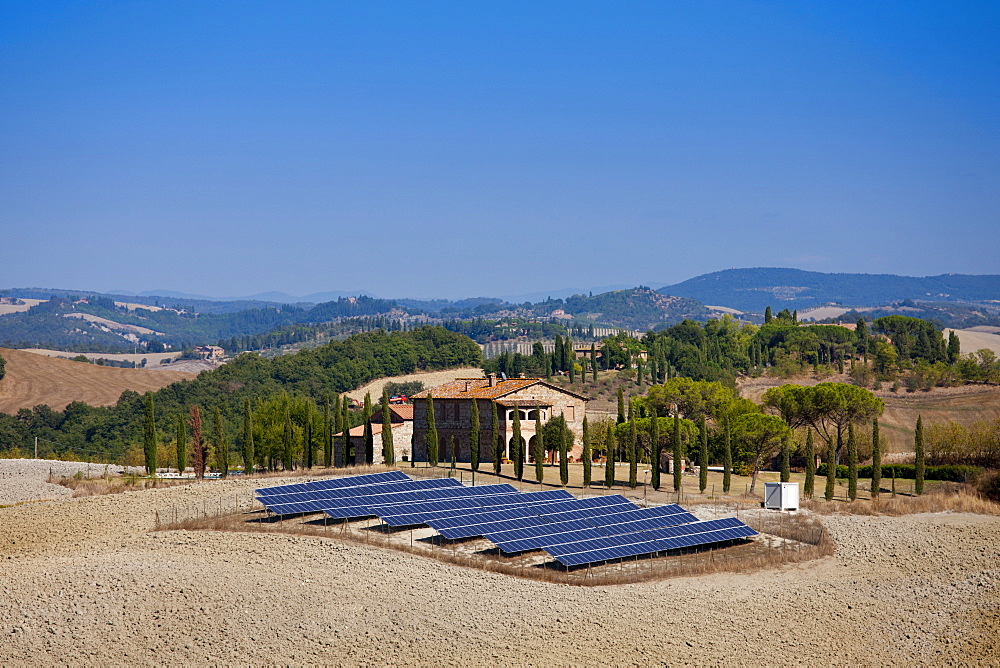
[
  {"left": 582, "top": 417, "right": 592, "bottom": 487},
  {"left": 699, "top": 416, "right": 708, "bottom": 493},
  {"left": 341, "top": 398, "right": 351, "bottom": 467},
  {"left": 722, "top": 417, "right": 732, "bottom": 494},
  {"left": 381, "top": 389, "right": 395, "bottom": 465},
  {"left": 143, "top": 392, "right": 157, "bottom": 476},
  {"left": 176, "top": 413, "right": 188, "bottom": 476},
  {"left": 764, "top": 306, "right": 773, "bottom": 323},
  {"left": 824, "top": 437, "right": 836, "bottom": 502},
  {"left": 604, "top": 421, "right": 616, "bottom": 488},
  {"left": 214, "top": 406, "right": 228, "bottom": 478},
  {"left": 871, "top": 418, "right": 882, "bottom": 499},
  {"left": 673, "top": 410, "right": 683, "bottom": 492},
  {"left": 559, "top": 415, "right": 569, "bottom": 486},
  {"left": 554, "top": 335, "right": 564, "bottom": 372},
  {"left": 426, "top": 394, "right": 439, "bottom": 466},
  {"left": 332, "top": 394, "right": 341, "bottom": 466},
  {"left": 534, "top": 411, "right": 544, "bottom": 483},
  {"left": 617, "top": 387, "right": 626, "bottom": 424},
  {"left": 568, "top": 355, "right": 576, "bottom": 383},
  {"left": 189, "top": 405, "right": 206, "bottom": 480},
  {"left": 847, "top": 422, "right": 858, "bottom": 501},
  {"left": 470, "top": 399, "right": 480, "bottom": 471},
  {"left": 242, "top": 398, "right": 254, "bottom": 475},
  {"left": 512, "top": 407, "right": 523, "bottom": 480},
  {"left": 804, "top": 430, "right": 815, "bottom": 498},
  {"left": 283, "top": 408, "right": 294, "bottom": 471},
  {"left": 363, "top": 392, "right": 374, "bottom": 465},
  {"left": 450, "top": 435, "right": 457, "bottom": 470},
  {"left": 304, "top": 415, "right": 314, "bottom": 470},
  {"left": 780, "top": 437, "right": 790, "bottom": 483},
  {"left": 491, "top": 401, "right": 501, "bottom": 475},
  {"left": 650, "top": 407, "right": 661, "bottom": 490},
  {"left": 627, "top": 420, "right": 638, "bottom": 489},
  {"left": 914, "top": 415, "right": 925, "bottom": 495},
  {"left": 323, "top": 394, "right": 332, "bottom": 467},
  {"left": 591, "top": 344, "right": 597, "bottom": 382},
  {"left": 891, "top": 465, "right": 897, "bottom": 497}
]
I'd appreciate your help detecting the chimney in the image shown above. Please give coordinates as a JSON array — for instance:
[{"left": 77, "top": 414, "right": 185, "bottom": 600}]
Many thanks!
[
  {"left": 487, "top": 373, "right": 497, "bottom": 387},
  {"left": 464, "top": 381, "right": 471, "bottom": 392}
]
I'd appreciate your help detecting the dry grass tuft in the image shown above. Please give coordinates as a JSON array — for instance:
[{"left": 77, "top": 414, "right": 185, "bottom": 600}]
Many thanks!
[
  {"left": 801, "top": 486, "right": 1000, "bottom": 517},
  {"left": 49, "top": 474, "right": 193, "bottom": 498}
]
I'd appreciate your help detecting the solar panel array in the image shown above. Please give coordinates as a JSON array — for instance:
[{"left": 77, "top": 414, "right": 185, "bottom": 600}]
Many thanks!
[{"left": 253, "top": 473, "right": 757, "bottom": 567}]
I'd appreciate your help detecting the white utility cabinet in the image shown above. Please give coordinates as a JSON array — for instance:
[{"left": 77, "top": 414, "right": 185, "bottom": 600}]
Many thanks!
[{"left": 763, "top": 482, "right": 799, "bottom": 511}]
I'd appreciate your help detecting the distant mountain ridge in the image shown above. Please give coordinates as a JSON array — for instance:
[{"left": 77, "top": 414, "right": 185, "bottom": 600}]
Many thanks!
[{"left": 658, "top": 268, "right": 1000, "bottom": 313}]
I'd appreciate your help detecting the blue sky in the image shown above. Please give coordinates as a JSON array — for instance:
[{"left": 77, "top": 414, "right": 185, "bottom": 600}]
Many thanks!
[{"left": 2, "top": 2, "right": 998, "bottom": 300}]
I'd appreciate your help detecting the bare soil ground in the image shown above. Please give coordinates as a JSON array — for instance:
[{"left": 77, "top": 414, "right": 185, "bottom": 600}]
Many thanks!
[
  {"left": 739, "top": 371, "right": 1000, "bottom": 453},
  {"left": 0, "top": 348, "right": 196, "bottom": 413},
  {"left": 945, "top": 328, "right": 1000, "bottom": 356},
  {"left": 0, "top": 462, "right": 996, "bottom": 665},
  {"left": 22, "top": 348, "right": 181, "bottom": 365},
  {"left": 0, "top": 298, "right": 45, "bottom": 316},
  {"left": 347, "top": 367, "right": 482, "bottom": 402}
]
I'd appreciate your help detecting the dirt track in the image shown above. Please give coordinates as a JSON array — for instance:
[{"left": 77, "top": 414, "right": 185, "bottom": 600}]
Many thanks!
[
  {"left": 1, "top": 471, "right": 997, "bottom": 665},
  {"left": 0, "top": 348, "right": 195, "bottom": 413}
]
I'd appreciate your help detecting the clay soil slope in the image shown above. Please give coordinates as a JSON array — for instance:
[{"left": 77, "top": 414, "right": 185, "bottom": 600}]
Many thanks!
[
  {"left": 740, "top": 372, "right": 1000, "bottom": 453},
  {"left": 0, "top": 348, "right": 195, "bottom": 413}
]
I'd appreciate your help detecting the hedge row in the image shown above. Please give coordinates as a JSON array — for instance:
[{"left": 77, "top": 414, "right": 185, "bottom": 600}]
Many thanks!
[{"left": 815, "top": 463, "right": 983, "bottom": 482}]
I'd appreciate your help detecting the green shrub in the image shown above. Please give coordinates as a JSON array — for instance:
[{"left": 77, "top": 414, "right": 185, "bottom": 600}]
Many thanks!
[
  {"left": 977, "top": 471, "right": 1000, "bottom": 503},
  {"left": 817, "top": 463, "right": 983, "bottom": 482}
]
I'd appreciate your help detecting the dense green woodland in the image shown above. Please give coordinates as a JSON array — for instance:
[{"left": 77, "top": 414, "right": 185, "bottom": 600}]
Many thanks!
[{"left": 0, "top": 327, "right": 481, "bottom": 463}]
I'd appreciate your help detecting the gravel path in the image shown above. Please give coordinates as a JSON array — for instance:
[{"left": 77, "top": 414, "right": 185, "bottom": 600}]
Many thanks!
[{"left": 0, "top": 472, "right": 997, "bottom": 665}]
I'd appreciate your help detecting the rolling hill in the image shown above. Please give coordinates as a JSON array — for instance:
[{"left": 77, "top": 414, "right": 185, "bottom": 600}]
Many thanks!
[
  {"left": 0, "top": 348, "right": 196, "bottom": 414},
  {"left": 659, "top": 268, "right": 1000, "bottom": 313}
]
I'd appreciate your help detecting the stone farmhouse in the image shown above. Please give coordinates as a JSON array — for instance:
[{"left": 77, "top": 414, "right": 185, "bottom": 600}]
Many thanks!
[
  {"left": 410, "top": 375, "right": 589, "bottom": 464},
  {"left": 345, "top": 404, "right": 414, "bottom": 465}
]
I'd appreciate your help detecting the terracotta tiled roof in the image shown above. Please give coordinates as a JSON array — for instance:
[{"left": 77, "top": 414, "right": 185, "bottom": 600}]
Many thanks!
[
  {"left": 411, "top": 377, "right": 590, "bottom": 402},
  {"left": 346, "top": 422, "right": 406, "bottom": 437},
  {"left": 371, "top": 404, "right": 414, "bottom": 423}
]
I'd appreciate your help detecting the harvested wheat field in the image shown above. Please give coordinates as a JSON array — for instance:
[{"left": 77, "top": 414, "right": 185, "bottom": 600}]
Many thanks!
[
  {"left": 1, "top": 467, "right": 997, "bottom": 665},
  {"left": 0, "top": 348, "right": 196, "bottom": 414}
]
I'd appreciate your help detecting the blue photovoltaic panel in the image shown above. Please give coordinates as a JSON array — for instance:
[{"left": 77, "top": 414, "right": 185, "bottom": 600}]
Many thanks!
[
  {"left": 375, "top": 490, "right": 573, "bottom": 528},
  {"left": 308, "top": 470, "right": 409, "bottom": 490},
  {"left": 255, "top": 482, "right": 314, "bottom": 498},
  {"left": 487, "top": 509, "right": 700, "bottom": 554},
  {"left": 482, "top": 505, "right": 689, "bottom": 552},
  {"left": 381, "top": 494, "right": 574, "bottom": 528},
  {"left": 544, "top": 517, "right": 758, "bottom": 566},
  {"left": 428, "top": 496, "right": 638, "bottom": 540},
  {"left": 255, "top": 470, "right": 409, "bottom": 497},
  {"left": 547, "top": 535, "right": 667, "bottom": 566},
  {"left": 434, "top": 515, "right": 552, "bottom": 540},
  {"left": 318, "top": 481, "right": 494, "bottom": 519},
  {"left": 260, "top": 478, "right": 462, "bottom": 516},
  {"left": 260, "top": 476, "right": 462, "bottom": 503}
]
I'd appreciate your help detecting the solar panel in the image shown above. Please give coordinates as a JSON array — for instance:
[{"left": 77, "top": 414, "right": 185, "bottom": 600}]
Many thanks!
[
  {"left": 433, "top": 515, "right": 553, "bottom": 540},
  {"left": 255, "top": 482, "right": 314, "bottom": 498},
  {"left": 318, "top": 480, "right": 504, "bottom": 519},
  {"left": 482, "top": 505, "right": 697, "bottom": 553},
  {"left": 260, "top": 478, "right": 464, "bottom": 516},
  {"left": 308, "top": 470, "right": 409, "bottom": 490},
  {"left": 427, "top": 496, "right": 639, "bottom": 540},
  {"left": 544, "top": 517, "right": 758, "bottom": 566},
  {"left": 373, "top": 488, "right": 572, "bottom": 527},
  {"left": 255, "top": 470, "right": 410, "bottom": 498},
  {"left": 260, "top": 476, "right": 463, "bottom": 503}
]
